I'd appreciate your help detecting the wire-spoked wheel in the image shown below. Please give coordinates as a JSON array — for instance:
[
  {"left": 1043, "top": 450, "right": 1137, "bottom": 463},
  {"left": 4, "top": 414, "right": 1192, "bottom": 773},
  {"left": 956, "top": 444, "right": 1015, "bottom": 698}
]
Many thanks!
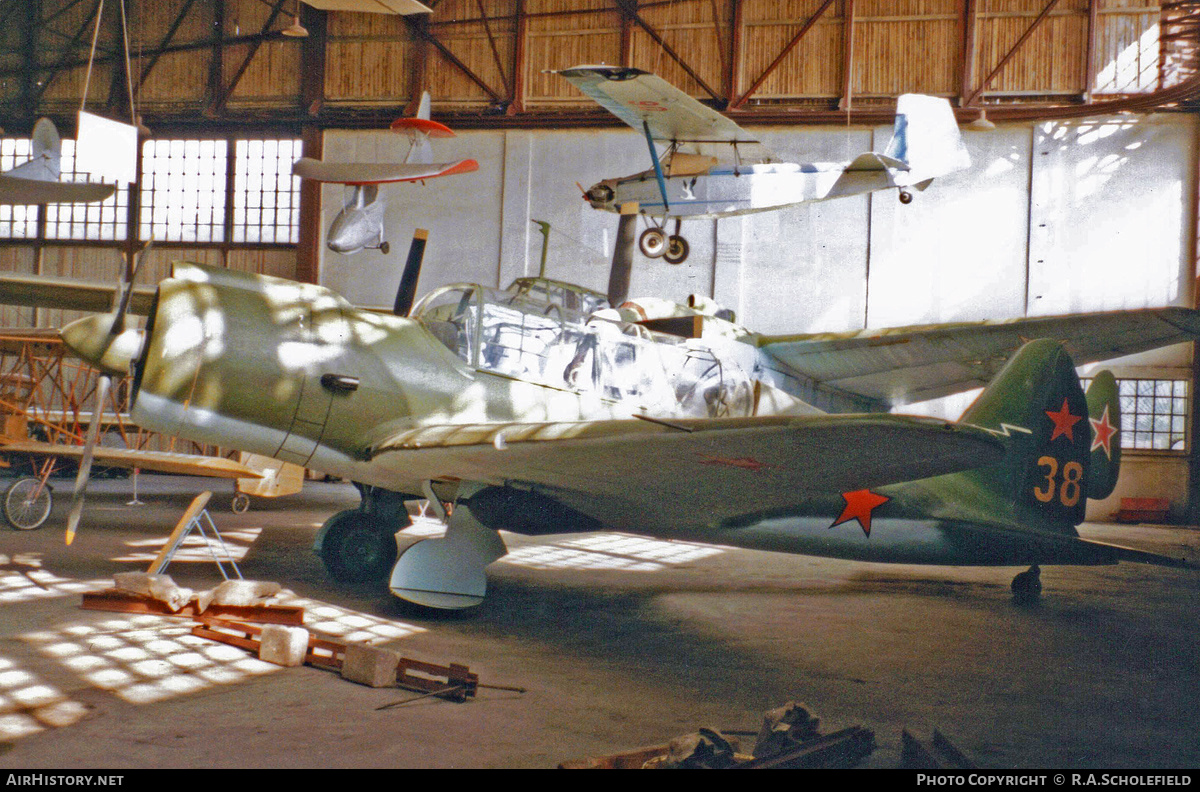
[{"left": 3, "top": 477, "right": 53, "bottom": 530}]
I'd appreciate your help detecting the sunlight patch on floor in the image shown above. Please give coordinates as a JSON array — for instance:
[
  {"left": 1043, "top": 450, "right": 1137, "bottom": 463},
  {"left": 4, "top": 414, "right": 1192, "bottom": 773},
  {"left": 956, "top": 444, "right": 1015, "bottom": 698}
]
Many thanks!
[
  {"left": 110, "top": 528, "right": 263, "bottom": 565},
  {"left": 496, "top": 532, "right": 725, "bottom": 572},
  {"left": 21, "top": 615, "right": 279, "bottom": 706},
  {"left": 0, "top": 655, "right": 91, "bottom": 740},
  {"left": 0, "top": 554, "right": 110, "bottom": 604}
]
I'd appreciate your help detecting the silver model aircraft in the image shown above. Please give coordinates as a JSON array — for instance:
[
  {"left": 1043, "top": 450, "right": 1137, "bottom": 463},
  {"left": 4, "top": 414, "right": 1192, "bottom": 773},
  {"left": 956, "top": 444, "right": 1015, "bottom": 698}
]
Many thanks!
[
  {"left": 558, "top": 65, "right": 971, "bottom": 263},
  {"left": 292, "top": 93, "right": 477, "bottom": 255},
  {"left": 0, "top": 118, "right": 117, "bottom": 205}
]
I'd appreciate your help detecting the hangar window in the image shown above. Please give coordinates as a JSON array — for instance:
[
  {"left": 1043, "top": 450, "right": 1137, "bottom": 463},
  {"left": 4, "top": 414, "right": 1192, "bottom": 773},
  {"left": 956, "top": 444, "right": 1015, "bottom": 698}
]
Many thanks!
[
  {"left": 43, "top": 140, "right": 128, "bottom": 242},
  {"left": 0, "top": 136, "right": 39, "bottom": 239},
  {"left": 139, "top": 138, "right": 228, "bottom": 243},
  {"left": 232, "top": 139, "right": 303, "bottom": 245},
  {"left": 1085, "top": 377, "right": 1190, "bottom": 451},
  {"left": 1120, "top": 379, "right": 1189, "bottom": 451}
]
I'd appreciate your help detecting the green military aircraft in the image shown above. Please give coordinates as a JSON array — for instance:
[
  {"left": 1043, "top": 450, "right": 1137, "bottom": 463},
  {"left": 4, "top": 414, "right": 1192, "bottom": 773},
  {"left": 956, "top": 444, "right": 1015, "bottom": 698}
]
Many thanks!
[{"left": 15, "top": 231, "right": 1196, "bottom": 608}]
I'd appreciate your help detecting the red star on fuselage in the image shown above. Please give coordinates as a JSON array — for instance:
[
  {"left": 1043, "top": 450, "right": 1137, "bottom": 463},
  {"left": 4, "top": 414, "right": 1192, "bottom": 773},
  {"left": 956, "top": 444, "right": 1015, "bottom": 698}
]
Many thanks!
[
  {"left": 1045, "top": 398, "right": 1083, "bottom": 442},
  {"left": 831, "top": 489, "right": 890, "bottom": 537},
  {"left": 1089, "top": 404, "right": 1118, "bottom": 459}
]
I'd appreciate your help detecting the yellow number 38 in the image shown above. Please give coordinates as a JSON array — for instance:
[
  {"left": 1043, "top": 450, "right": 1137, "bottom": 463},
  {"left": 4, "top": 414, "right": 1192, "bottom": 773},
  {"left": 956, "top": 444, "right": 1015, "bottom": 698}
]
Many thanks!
[{"left": 1033, "top": 456, "right": 1083, "bottom": 507}]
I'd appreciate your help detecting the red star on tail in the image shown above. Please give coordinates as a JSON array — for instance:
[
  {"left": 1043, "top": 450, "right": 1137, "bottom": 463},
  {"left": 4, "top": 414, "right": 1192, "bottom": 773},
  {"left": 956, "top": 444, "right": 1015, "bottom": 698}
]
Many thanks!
[
  {"left": 831, "top": 489, "right": 890, "bottom": 537},
  {"left": 1089, "top": 404, "right": 1118, "bottom": 459},
  {"left": 1045, "top": 398, "right": 1083, "bottom": 442}
]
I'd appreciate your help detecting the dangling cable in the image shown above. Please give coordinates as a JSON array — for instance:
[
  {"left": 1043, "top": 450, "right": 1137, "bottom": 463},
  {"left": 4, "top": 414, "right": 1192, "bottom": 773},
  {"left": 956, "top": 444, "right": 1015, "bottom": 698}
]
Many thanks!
[
  {"left": 118, "top": 0, "right": 137, "bottom": 125},
  {"left": 80, "top": 0, "right": 107, "bottom": 113}
]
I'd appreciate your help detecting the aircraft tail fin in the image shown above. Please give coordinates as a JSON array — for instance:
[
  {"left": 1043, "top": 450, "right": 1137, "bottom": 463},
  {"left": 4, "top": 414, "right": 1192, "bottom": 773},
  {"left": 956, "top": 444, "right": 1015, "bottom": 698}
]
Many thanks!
[
  {"left": 882, "top": 94, "right": 970, "bottom": 181},
  {"left": 1084, "top": 370, "right": 1121, "bottom": 500},
  {"left": 957, "top": 340, "right": 1091, "bottom": 534},
  {"left": 7, "top": 118, "right": 62, "bottom": 182}
]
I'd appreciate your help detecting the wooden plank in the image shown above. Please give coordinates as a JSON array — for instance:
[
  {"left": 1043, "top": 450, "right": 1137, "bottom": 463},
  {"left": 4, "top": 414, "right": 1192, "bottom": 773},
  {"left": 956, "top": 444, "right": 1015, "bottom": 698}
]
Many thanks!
[
  {"left": 146, "top": 490, "right": 212, "bottom": 575},
  {"left": 81, "top": 589, "right": 306, "bottom": 625}
]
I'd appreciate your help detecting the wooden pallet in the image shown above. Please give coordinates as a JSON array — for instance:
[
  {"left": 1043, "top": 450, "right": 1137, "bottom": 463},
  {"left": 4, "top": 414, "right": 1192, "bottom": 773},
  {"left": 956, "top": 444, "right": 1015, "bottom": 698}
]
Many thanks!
[{"left": 81, "top": 589, "right": 306, "bottom": 625}]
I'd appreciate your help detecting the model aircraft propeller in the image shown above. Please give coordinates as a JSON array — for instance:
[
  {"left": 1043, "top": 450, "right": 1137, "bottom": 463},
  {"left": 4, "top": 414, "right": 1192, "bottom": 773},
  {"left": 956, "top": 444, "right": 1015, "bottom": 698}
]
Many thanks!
[
  {"left": 62, "top": 244, "right": 149, "bottom": 545},
  {"left": 393, "top": 228, "right": 429, "bottom": 317}
]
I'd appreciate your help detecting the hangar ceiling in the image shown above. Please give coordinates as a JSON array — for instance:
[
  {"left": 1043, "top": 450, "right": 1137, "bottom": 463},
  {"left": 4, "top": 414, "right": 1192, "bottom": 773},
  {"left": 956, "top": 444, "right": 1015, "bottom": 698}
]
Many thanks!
[{"left": 1, "top": 0, "right": 1199, "bottom": 134}]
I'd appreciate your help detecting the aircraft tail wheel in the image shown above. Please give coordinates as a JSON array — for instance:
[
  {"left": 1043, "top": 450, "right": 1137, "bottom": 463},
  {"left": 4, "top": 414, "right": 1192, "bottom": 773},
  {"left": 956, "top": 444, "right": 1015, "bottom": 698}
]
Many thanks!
[
  {"left": 664, "top": 235, "right": 690, "bottom": 265},
  {"left": 639, "top": 228, "right": 667, "bottom": 258},
  {"left": 898, "top": 189, "right": 914, "bottom": 205},
  {"left": 380, "top": 241, "right": 390, "bottom": 254},
  {"left": 4, "top": 477, "right": 52, "bottom": 531},
  {"left": 231, "top": 492, "right": 251, "bottom": 514},
  {"left": 1010, "top": 564, "right": 1042, "bottom": 605}
]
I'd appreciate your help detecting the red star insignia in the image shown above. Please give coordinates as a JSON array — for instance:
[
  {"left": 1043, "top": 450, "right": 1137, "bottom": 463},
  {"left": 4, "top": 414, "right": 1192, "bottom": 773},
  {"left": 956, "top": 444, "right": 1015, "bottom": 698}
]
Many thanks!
[
  {"left": 1045, "top": 398, "right": 1083, "bottom": 442},
  {"left": 831, "top": 489, "right": 890, "bottom": 537},
  {"left": 1089, "top": 404, "right": 1118, "bottom": 459}
]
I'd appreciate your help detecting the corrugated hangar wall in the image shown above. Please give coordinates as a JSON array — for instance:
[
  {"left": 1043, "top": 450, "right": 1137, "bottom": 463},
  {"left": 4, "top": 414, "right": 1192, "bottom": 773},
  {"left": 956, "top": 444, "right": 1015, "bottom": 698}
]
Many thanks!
[{"left": 318, "top": 111, "right": 1198, "bottom": 518}]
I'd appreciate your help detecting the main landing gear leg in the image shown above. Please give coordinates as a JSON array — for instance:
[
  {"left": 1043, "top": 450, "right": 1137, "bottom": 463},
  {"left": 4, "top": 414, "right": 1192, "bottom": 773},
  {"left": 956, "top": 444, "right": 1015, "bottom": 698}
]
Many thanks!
[
  {"left": 389, "top": 483, "right": 508, "bottom": 610},
  {"left": 1010, "top": 564, "right": 1042, "bottom": 605},
  {"left": 314, "top": 484, "right": 410, "bottom": 583}
]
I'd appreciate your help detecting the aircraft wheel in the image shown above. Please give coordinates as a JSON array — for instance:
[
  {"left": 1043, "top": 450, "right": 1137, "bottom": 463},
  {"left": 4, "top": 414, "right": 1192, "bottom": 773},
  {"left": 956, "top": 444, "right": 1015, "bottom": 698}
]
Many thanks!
[
  {"left": 898, "top": 189, "right": 914, "bottom": 205},
  {"left": 3, "top": 478, "right": 52, "bottom": 531},
  {"left": 639, "top": 228, "right": 667, "bottom": 258},
  {"left": 231, "top": 493, "right": 251, "bottom": 514},
  {"left": 664, "top": 235, "right": 690, "bottom": 265},
  {"left": 1010, "top": 564, "right": 1042, "bottom": 605},
  {"left": 380, "top": 241, "right": 390, "bottom": 254},
  {"left": 317, "top": 509, "right": 398, "bottom": 583}
]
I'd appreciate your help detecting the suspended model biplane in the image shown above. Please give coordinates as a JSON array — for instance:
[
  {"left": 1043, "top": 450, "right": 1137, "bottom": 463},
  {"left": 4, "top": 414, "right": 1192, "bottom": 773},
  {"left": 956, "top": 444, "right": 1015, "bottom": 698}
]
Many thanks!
[
  {"left": 292, "top": 93, "right": 478, "bottom": 255},
  {"left": 558, "top": 65, "right": 971, "bottom": 264},
  {"left": 23, "top": 226, "right": 1194, "bottom": 609},
  {"left": 0, "top": 118, "right": 116, "bottom": 205}
]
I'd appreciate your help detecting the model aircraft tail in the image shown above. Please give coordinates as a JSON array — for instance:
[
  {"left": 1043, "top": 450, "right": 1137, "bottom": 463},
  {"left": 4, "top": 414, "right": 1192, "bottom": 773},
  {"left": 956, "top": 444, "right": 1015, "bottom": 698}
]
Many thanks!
[
  {"left": 6, "top": 118, "right": 62, "bottom": 182},
  {"left": 1084, "top": 370, "right": 1121, "bottom": 500},
  {"left": 882, "top": 94, "right": 970, "bottom": 182},
  {"left": 957, "top": 340, "right": 1095, "bottom": 534}
]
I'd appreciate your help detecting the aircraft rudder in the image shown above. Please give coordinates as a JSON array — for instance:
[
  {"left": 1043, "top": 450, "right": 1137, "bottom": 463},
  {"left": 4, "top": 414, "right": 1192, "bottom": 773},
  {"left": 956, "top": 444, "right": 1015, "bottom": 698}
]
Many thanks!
[
  {"left": 884, "top": 94, "right": 970, "bottom": 180},
  {"left": 1084, "top": 370, "right": 1121, "bottom": 500},
  {"left": 958, "top": 340, "right": 1090, "bottom": 531}
]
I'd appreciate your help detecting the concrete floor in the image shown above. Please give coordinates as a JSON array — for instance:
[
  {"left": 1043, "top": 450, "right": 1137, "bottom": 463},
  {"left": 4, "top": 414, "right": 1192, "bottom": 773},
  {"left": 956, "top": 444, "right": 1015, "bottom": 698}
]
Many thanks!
[{"left": 0, "top": 474, "right": 1197, "bottom": 769}]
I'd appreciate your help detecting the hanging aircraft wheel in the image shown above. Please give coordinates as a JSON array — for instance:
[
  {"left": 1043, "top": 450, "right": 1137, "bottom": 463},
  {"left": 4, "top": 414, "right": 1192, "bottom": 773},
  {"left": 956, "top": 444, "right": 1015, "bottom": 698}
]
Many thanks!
[
  {"left": 231, "top": 493, "right": 251, "bottom": 514},
  {"left": 380, "top": 241, "right": 390, "bottom": 254},
  {"left": 3, "top": 478, "right": 52, "bottom": 531},
  {"left": 639, "top": 228, "right": 667, "bottom": 258},
  {"left": 1010, "top": 564, "right": 1042, "bottom": 605},
  {"left": 318, "top": 509, "right": 398, "bottom": 583},
  {"left": 898, "top": 189, "right": 914, "bottom": 204},
  {"left": 664, "top": 235, "right": 690, "bottom": 265}
]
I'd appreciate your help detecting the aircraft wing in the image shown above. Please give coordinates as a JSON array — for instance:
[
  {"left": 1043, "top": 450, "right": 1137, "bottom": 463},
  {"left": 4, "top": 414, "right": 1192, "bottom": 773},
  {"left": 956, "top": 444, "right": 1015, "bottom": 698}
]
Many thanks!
[
  {"left": 0, "top": 440, "right": 260, "bottom": 479},
  {"left": 558, "top": 65, "right": 776, "bottom": 164},
  {"left": 758, "top": 307, "right": 1200, "bottom": 407},
  {"left": 292, "top": 157, "right": 479, "bottom": 185},
  {"left": 0, "top": 272, "right": 155, "bottom": 314},
  {"left": 0, "top": 175, "right": 116, "bottom": 205},
  {"left": 370, "top": 413, "right": 1003, "bottom": 532}
]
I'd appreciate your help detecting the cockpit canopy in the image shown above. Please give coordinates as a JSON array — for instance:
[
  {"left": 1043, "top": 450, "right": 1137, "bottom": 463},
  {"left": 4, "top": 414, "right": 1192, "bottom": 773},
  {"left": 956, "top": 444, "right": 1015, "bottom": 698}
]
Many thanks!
[{"left": 410, "top": 278, "right": 753, "bottom": 419}]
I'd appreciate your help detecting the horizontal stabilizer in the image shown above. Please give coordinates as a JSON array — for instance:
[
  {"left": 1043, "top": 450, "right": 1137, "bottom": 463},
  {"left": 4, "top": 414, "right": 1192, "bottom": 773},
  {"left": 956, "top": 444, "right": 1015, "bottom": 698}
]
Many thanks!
[
  {"left": 1081, "top": 538, "right": 1197, "bottom": 570},
  {"left": 844, "top": 152, "right": 909, "bottom": 173},
  {"left": 292, "top": 157, "right": 478, "bottom": 185}
]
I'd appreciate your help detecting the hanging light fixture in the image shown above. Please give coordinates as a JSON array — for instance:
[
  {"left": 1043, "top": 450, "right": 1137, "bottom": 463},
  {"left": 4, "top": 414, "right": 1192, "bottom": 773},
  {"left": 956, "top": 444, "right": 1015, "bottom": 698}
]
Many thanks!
[
  {"left": 968, "top": 108, "right": 996, "bottom": 131},
  {"left": 282, "top": 0, "right": 309, "bottom": 37}
]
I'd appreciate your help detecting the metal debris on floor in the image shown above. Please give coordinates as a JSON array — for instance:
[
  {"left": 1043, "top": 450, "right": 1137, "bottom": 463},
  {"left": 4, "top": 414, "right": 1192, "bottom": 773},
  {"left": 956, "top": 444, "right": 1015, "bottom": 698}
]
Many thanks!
[
  {"left": 900, "top": 728, "right": 976, "bottom": 769},
  {"left": 559, "top": 702, "right": 876, "bottom": 769}
]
